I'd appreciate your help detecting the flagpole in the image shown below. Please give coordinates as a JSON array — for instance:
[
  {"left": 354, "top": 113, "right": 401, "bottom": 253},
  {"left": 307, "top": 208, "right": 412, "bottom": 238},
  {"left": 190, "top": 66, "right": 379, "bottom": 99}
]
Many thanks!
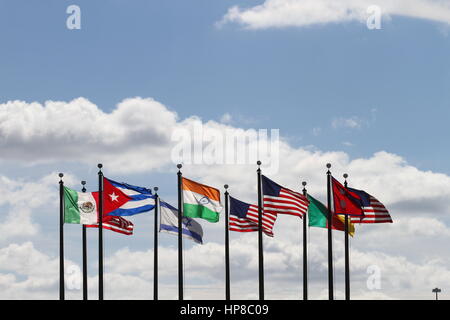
[
  {"left": 302, "top": 181, "right": 308, "bottom": 301},
  {"left": 98, "top": 163, "right": 104, "bottom": 300},
  {"left": 177, "top": 164, "right": 183, "bottom": 301},
  {"left": 343, "top": 173, "right": 350, "bottom": 301},
  {"left": 59, "top": 173, "right": 65, "bottom": 301},
  {"left": 224, "top": 184, "right": 230, "bottom": 300},
  {"left": 81, "top": 180, "right": 88, "bottom": 301},
  {"left": 257, "top": 160, "right": 264, "bottom": 301},
  {"left": 326, "top": 163, "right": 334, "bottom": 300},
  {"left": 154, "top": 187, "right": 159, "bottom": 301}
]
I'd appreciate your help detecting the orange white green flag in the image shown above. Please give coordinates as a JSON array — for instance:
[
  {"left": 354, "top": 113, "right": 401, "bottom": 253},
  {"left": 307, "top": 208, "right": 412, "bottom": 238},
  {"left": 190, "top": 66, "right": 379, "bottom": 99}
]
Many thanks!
[{"left": 182, "top": 177, "right": 222, "bottom": 223}]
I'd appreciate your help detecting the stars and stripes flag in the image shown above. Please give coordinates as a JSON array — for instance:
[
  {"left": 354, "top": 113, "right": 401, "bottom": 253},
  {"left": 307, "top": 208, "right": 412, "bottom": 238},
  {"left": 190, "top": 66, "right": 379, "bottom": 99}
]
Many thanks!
[
  {"left": 261, "top": 175, "right": 309, "bottom": 218},
  {"left": 347, "top": 187, "right": 393, "bottom": 224},
  {"left": 86, "top": 215, "right": 134, "bottom": 235},
  {"left": 228, "top": 196, "right": 277, "bottom": 237}
]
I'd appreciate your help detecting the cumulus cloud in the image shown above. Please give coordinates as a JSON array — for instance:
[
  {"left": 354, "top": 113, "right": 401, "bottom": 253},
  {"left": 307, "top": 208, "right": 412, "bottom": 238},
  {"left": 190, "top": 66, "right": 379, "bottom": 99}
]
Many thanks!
[
  {"left": 0, "top": 97, "right": 178, "bottom": 173},
  {"left": 218, "top": 0, "right": 450, "bottom": 30},
  {"left": 0, "top": 172, "right": 78, "bottom": 241},
  {"left": 3, "top": 96, "right": 450, "bottom": 299}
]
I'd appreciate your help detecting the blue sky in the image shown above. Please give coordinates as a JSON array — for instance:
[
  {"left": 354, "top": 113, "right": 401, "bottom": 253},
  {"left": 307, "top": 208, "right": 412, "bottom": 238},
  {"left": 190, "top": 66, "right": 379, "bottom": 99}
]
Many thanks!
[
  {"left": 1, "top": 0, "right": 450, "bottom": 300},
  {"left": 1, "top": 1, "right": 449, "bottom": 173}
]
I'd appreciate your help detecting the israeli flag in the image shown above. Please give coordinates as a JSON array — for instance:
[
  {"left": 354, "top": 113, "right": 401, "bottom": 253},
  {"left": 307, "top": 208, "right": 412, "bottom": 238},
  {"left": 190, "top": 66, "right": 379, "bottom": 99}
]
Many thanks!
[
  {"left": 107, "top": 178, "right": 156, "bottom": 216},
  {"left": 159, "top": 199, "right": 203, "bottom": 244}
]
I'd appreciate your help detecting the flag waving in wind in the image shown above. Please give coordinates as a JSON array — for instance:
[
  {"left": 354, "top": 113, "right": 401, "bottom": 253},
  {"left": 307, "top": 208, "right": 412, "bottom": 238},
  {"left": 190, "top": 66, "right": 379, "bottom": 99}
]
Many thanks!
[
  {"left": 262, "top": 175, "right": 309, "bottom": 218},
  {"left": 307, "top": 194, "right": 355, "bottom": 236},
  {"left": 182, "top": 177, "right": 222, "bottom": 223},
  {"left": 332, "top": 177, "right": 364, "bottom": 216},
  {"left": 347, "top": 187, "right": 392, "bottom": 224},
  {"left": 159, "top": 200, "right": 203, "bottom": 244},
  {"left": 95, "top": 177, "right": 155, "bottom": 217},
  {"left": 229, "top": 196, "right": 277, "bottom": 237},
  {"left": 86, "top": 215, "right": 134, "bottom": 235}
]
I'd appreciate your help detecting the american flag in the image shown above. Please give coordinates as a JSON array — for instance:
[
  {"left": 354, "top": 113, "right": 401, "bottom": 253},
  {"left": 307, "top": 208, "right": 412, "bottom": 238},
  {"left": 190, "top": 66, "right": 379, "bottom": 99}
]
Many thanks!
[
  {"left": 261, "top": 175, "right": 309, "bottom": 218},
  {"left": 228, "top": 196, "right": 277, "bottom": 237},
  {"left": 347, "top": 187, "right": 392, "bottom": 224},
  {"left": 86, "top": 215, "right": 134, "bottom": 235}
]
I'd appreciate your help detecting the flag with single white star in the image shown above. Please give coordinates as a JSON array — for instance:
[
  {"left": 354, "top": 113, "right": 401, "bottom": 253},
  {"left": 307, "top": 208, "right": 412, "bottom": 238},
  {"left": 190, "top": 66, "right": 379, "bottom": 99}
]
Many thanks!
[{"left": 93, "top": 177, "right": 156, "bottom": 217}]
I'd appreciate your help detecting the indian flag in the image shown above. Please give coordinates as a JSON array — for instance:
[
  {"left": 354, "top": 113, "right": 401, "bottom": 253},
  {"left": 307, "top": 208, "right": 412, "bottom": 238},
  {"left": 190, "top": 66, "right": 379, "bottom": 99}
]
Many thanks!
[
  {"left": 64, "top": 186, "right": 98, "bottom": 224},
  {"left": 182, "top": 177, "right": 222, "bottom": 223}
]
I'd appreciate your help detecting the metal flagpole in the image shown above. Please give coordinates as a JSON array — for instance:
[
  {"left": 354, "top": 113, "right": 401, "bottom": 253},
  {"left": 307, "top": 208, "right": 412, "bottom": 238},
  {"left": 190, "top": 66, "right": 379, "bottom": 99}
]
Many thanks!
[
  {"left": 177, "top": 164, "right": 183, "bottom": 300},
  {"left": 59, "top": 173, "right": 65, "bottom": 300},
  {"left": 81, "top": 181, "right": 88, "bottom": 300},
  {"left": 326, "top": 163, "right": 334, "bottom": 300},
  {"left": 343, "top": 173, "right": 350, "bottom": 300},
  {"left": 224, "top": 184, "right": 230, "bottom": 300},
  {"left": 98, "top": 164, "right": 104, "bottom": 300},
  {"left": 153, "top": 187, "right": 159, "bottom": 300},
  {"left": 257, "top": 161, "right": 264, "bottom": 300},
  {"left": 302, "top": 181, "right": 308, "bottom": 300}
]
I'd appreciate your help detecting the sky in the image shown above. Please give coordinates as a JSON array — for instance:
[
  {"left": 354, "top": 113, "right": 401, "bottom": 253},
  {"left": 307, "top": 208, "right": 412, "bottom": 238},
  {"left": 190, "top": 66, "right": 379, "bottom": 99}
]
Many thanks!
[{"left": 1, "top": 0, "right": 450, "bottom": 300}]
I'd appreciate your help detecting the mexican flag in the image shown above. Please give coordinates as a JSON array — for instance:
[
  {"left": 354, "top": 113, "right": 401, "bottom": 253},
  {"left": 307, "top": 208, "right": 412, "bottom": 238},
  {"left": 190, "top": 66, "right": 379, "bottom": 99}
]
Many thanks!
[
  {"left": 307, "top": 194, "right": 355, "bottom": 236},
  {"left": 182, "top": 177, "right": 222, "bottom": 223},
  {"left": 64, "top": 186, "right": 98, "bottom": 224}
]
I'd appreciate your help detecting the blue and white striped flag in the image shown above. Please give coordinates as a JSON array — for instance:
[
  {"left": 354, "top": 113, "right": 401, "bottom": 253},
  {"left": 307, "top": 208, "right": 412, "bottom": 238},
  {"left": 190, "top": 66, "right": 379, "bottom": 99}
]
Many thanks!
[
  {"left": 105, "top": 178, "right": 155, "bottom": 216},
  {"left": 159, "top": 200, "right": 203, "bottom": 244}
]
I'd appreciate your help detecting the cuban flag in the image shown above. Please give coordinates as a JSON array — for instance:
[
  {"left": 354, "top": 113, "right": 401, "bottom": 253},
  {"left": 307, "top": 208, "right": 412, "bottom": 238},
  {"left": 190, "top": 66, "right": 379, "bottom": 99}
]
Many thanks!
[{"left": 97, "top": 177, "right": 156, "bottom": 217}]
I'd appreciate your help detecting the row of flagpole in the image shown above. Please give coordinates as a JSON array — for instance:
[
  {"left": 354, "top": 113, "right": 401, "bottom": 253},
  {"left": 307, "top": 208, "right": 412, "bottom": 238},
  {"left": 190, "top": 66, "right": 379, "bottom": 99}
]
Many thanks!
[{"left": 59, "top": 161, "right": 356, "bottom": 300}]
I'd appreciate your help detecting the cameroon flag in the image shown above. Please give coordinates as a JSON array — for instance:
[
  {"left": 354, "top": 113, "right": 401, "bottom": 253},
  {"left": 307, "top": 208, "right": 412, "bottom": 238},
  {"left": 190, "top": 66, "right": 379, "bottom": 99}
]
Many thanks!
[
  {"left": 307, "top": 194, "right": 355, "bottom": 236},
  {"left": 182, "top": 178, "right": 222, "bottom": 223}
]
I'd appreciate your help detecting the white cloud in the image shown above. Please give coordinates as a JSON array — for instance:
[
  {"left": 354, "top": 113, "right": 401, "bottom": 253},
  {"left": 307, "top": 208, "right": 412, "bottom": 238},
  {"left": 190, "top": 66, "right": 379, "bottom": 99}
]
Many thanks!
[
  {"left": 332, "top": 116, "right": 364, "bottom": 129},
  {"left": 3, "top": 96, "right": 450, "bottom": 299},
  {"left": 219, "top": 0, "right": 450, "bottom": 29}
]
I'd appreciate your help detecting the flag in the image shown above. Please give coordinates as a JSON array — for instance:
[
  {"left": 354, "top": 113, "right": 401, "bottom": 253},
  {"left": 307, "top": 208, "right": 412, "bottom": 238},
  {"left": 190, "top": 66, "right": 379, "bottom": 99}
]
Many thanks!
[
  {"left": 332, "top": 177, "right": 364, "bottom": 216},
  {"left": 229, "top": 196, "right": 277, "bottom": 237},
  {"left": 159, "top": 200, "right": 203, "bottom": 244},
  {"left": 97, "top": 177, "right": 155, "bottom": 217},
  {"left": 86, "top": 215, "right": 134, "bottom": 235},
  {"left": 307, "top": 194, "right": 355, "bottom": 236},
  {"left": 262, "top": 175, "right": 309, "bottom": 218},
  {"left": 63, "top": 186, "right": 98, "bottom": 224},
  {"left": 182, "top": 177, "right": 222, "bottom": 223},
  {"left": 347, "top": 187, "right": 392, "bottom": 224}
]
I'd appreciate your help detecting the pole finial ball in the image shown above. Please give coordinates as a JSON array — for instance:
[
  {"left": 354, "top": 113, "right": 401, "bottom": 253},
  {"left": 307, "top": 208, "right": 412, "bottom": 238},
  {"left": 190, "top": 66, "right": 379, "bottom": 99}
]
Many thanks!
[
  {"left": 224, "top": 184, "right": 229, "bottom": 189},
  {"left": 58, "top": 173, "right": 64, "bottom": 178},
  {"left": 343, "top": 173, "right": 348, "bottom": 179},
  {"left": 302, "top": 181, "right": 307, "bottom": 186},
  {"left": 81, "top": 181, "right": 86, "bottom": 185},
  {"left": 257, "top": 160, "right": 262, "bottom": 166},
  {"left": 326, "top": 163, "right": 331, "bottom": 168},
  {"left": 177, "top": 164, "right": 182, "bottom": 169},
  {"left": 154, "top": 187, "right": 159, "bottom": 192},
  {"left": 97, "top": 163, "right": 103, "bottom": 169}
]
